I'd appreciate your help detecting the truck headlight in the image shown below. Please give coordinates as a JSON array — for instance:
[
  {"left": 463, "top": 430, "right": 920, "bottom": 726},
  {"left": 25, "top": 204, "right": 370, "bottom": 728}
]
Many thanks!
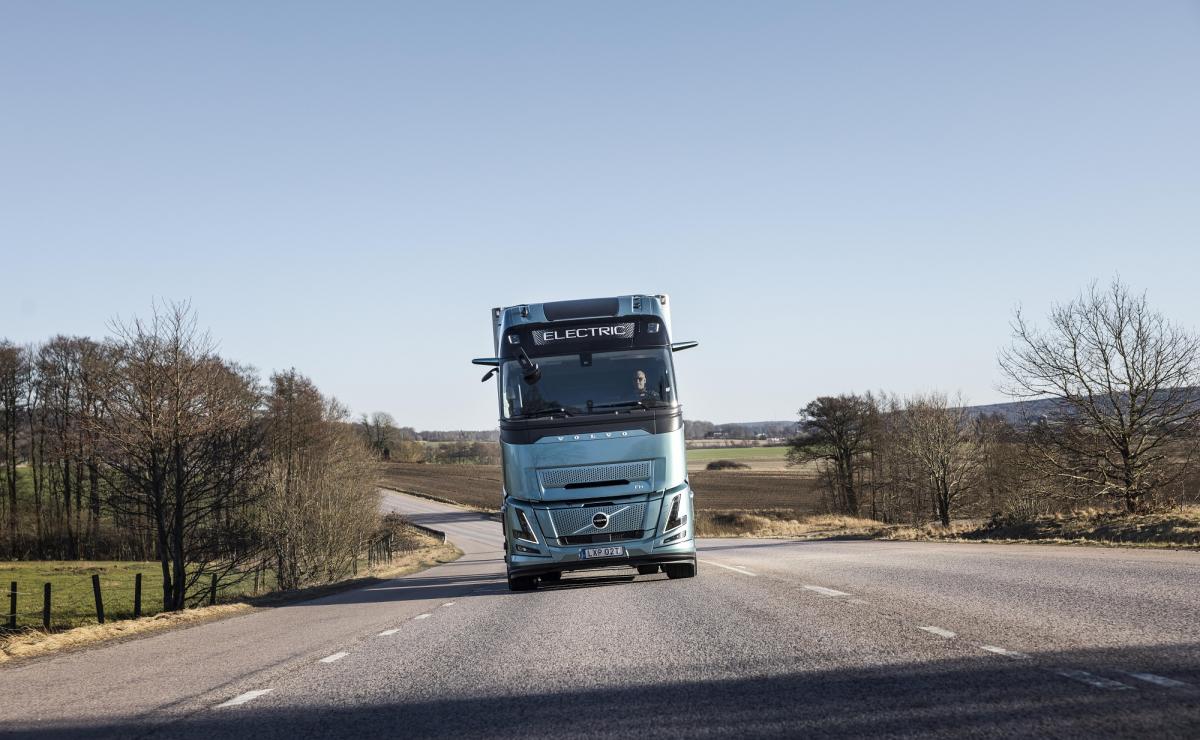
[
  {"left": 514, "top": 509, "right": 539, "bottom": 544},
  {"left": 664, "top": 494, "right": 687, "bottom": 532}
]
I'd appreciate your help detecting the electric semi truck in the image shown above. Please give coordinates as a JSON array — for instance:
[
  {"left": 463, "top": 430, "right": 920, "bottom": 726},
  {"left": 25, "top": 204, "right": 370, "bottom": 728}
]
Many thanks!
[{"left": 473, "top": 295, "right": 699, "bottom": 591}]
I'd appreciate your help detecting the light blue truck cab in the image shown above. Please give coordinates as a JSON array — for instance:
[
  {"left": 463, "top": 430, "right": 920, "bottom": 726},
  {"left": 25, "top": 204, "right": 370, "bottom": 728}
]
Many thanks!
[{"left": 473, "top": 295, "right": 699, "bottom": 591}]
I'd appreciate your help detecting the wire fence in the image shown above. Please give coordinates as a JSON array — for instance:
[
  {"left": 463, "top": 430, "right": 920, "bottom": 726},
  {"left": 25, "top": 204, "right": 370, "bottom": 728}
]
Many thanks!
[{"left": 2, "top": 524, "right": 433, "bottom": 633}]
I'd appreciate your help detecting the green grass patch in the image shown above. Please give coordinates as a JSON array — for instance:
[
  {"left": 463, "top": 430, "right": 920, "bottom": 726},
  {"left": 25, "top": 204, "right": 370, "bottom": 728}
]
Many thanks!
[
  {"left": 0, "top": 561, "right": 278, "bottom": 631},
  {"left": 685, "top": 446, "right": 789, "bottom": 463}
]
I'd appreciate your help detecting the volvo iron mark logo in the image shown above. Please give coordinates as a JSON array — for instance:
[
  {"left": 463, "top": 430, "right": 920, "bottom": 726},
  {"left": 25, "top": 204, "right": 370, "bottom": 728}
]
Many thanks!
[{"left": 592, "top": 512, "right": 609, "bottom": 529}]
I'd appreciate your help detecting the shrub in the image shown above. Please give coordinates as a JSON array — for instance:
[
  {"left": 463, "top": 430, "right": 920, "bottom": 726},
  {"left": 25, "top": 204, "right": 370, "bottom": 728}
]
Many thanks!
[{"left": 706, "top": 459, "right": 751, "bottom": 470}]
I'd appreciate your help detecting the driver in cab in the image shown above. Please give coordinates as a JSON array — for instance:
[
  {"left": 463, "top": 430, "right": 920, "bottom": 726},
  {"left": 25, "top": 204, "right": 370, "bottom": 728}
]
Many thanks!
[{"left": 634, "top": 370, "right": 661, "bottom": 403}]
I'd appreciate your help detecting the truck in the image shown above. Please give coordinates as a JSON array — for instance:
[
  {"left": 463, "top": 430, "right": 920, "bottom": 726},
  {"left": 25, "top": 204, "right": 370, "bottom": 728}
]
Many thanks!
[{"left": 473, "top": 294, "right": 699, "bottom": 591}]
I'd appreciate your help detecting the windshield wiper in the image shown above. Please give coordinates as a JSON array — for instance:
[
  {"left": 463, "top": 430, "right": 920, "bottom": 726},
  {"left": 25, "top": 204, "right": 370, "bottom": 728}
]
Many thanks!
[
  {"left": 590, "top": 401, "right": 651, "bottom": 411},
  {"left": 519, "top": 407, "right": 575, "bottom": 418}
]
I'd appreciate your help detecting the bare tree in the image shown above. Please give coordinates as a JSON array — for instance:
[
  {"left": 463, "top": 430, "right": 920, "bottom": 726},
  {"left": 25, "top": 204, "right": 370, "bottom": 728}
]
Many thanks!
[
  {"left": 264, "top": 370, "right": 379, "bottom": 590},
  {"left": 0, "top": 341, "right": 31, "bottom": 555},
  {"left": 35, "top": 336, "right": 109, "bottom": 558},
  {"left": 973, "top": 413, "right": 1034, "bottom": 518},
  {"left": 999, "top": 279, "right": 1200, "bottom": 512},
  {"left": 96, "top": 302, "right": 263, "bottom": 610},
  {"left": 788, "top": 394, "right": 876, "bottom": 516},
  {"left": 358, "top": 411, "right": 398, "bottom": 459},
  {"left": 891, "top": 392, "right": 983, "bottom": 526}
]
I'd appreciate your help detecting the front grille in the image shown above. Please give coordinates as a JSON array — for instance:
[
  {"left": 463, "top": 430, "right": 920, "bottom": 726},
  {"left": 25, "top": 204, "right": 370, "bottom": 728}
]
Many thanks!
[
  {"left": 540, "top": 461, "right": 652, "bottom": 488},
  {"left": 559, "top": 530, "right": 642, "bottom": 545},
  {"left": 548, "top": 502, "right": 647, "bottom": 536}
]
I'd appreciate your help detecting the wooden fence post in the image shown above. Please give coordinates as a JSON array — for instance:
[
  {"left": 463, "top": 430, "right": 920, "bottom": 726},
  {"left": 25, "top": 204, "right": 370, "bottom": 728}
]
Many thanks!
[
  {"left": 8, "top": 581, "right": 16, "bottom": 629},
  {"left": 209, "top": 573, "right": 217, "bottom": 606},
  {"left": 91, "top": 574, "right": 105, "bottom": 624},
  {"left": 133, "top": 573, "right": 142, "bottom": 619},
  {"left": 43, "top": 583, "right": 51, "bottom": 630}
]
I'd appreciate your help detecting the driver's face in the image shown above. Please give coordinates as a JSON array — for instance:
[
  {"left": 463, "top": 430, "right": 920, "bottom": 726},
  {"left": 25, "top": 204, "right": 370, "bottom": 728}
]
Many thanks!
[{"left": 635, "top": 371, "right": 647, "bottom": 389}]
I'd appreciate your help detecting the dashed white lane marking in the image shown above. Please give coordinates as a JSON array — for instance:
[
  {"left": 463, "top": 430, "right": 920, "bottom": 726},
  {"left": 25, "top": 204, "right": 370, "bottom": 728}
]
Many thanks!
[
  {"left": 699, "top": 559, "right": 758, "bottom": 576},
  {"left": 216, "top": 689, "right": 274, "bottom": 708},
  {"left": 918, "top": 626, "right": 957, "bottom": 639},
  {"left": 413, "top": 613, "right": 431, "bottom": 620},
  {"left": 441, "top": 602, "right": 455, "bottom": 607},
  {"left": 1127, "top": 672, "right": 1192, "bottom": 689},
  {"left": 980, "top": 645, "right": 1028, "bottom": 659},
  {"left": 1057, "top": 670, "right": 1134, "bottom": 690},
  {"left": 319, "top": 652, "right": 348, "bottom": 663},
  {"left": 803, "top": 585, "right": 852, "bottom": 597},
  {"left": 378, "top": 628, "right": 400, "bottom": 636}
]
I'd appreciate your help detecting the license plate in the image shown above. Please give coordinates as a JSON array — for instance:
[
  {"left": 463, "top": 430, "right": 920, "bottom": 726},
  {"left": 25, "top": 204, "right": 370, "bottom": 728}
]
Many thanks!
[{"left": 581, "top": 546, "right": 626, "bottom": 559}]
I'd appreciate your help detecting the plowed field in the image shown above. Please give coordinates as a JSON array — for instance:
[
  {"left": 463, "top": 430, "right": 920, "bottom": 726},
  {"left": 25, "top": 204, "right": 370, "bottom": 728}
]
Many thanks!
[{"left": 378, "top": 463, "right": 822, "bottom": 513}]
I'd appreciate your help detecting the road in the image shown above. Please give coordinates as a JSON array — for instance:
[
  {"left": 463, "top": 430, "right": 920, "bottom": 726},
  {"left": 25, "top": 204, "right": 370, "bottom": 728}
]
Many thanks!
[{"left": 2, "top": 490, "right": 1198, "bottom": 738}]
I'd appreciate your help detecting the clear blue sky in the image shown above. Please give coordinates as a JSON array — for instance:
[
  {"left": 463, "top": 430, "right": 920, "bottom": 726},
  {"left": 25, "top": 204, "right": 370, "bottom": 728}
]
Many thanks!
[{"left": 4, "top": 2, "right": 1199, "bottom": 430}]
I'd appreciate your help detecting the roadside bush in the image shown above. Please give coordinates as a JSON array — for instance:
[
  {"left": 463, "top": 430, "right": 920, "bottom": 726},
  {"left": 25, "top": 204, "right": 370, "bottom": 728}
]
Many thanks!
[{"left": 706, "top": 459, "right": 751, "bottom": 470}]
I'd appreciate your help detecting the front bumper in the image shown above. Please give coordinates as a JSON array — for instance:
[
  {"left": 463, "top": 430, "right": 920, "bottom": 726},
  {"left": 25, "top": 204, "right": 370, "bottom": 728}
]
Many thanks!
[
  {"left": 504, "top": 486, "right": 696, "bottom": 577},
  {"left": 507, "top": 539, "right": 696, "bottom": 578}
]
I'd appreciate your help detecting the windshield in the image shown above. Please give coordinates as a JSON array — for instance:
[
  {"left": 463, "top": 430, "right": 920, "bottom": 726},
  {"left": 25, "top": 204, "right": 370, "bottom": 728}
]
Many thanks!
[{"left": 502, "top": 348, "right": 677, "bottom": 419}]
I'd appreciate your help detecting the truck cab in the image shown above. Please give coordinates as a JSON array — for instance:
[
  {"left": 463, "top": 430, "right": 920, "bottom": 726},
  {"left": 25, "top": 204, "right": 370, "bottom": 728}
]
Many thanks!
[{"left": 473, "top": 295, "right": 699, "bottom": 590}]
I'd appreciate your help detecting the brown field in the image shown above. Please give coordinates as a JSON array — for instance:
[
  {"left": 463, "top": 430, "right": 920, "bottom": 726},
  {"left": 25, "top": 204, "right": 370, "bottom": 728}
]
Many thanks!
[
  {"left": 378, "top": 462, "right": 822, "bottom": 513},
  {"left": 378, "top": 463, "right": 503, "bottom": 510}
]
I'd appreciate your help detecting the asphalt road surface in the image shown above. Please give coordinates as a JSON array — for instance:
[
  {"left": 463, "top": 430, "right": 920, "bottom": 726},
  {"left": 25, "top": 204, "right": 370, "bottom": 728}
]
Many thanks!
[{"left": 2, "top": 490, "right": 1198, "bottom": 738}]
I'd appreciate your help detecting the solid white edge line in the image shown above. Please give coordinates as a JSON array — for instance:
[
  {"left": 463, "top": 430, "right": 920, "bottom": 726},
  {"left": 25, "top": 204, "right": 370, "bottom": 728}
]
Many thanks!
[
  {"left": 378, "top": 628, "right": 400, "bottom": 636},
  {"left": 1056, "top": 669, "right": 1134, "bottom": 690},
  {"left": 1127, "top": 672, "right": 1192, "bottom": 689},
  {"left": 699, "top": 559, "right": 758, "bottom": 576},
  {"left": 414, "top": 613, "right": 431, "bottom": 620},
  {"left": 319, "top": 652, "right": 349, "bottom": 663},
  {"left": 216, "top": 689, "right": 274, "bottom": 708},
  {"left": 980, "top": 645, "right": 1028, "bottom": 659},
  {"left": 918, "top": 626, "right": 957, "bottom": 639},
  {"left": 803, "top": 585, "right": 852, "bottom": 597}
]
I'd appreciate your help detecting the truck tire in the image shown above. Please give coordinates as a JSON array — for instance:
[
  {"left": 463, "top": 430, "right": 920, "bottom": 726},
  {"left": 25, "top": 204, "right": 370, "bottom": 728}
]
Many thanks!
[
  {"left": 664, "top": 562, "right": 696, "bottom": 579},
  {"left": 636, "top": 565, "right": 660, "bottom": 575},
  {"left": 507, "top": 574, "right": 537, "bottom": 591}
]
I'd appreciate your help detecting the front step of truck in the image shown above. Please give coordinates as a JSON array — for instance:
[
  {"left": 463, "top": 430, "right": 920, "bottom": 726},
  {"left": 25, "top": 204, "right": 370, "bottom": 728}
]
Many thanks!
[{"left": 506, "top": 558, "right": 696, "bottom": 590}]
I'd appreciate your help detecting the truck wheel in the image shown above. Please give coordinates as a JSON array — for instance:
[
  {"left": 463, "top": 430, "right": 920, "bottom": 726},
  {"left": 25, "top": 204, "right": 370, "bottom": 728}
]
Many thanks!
[
  {"left": 507, "top": 574, "right": 537, "bottom": 591},
  {"left": 540, "top": 571, "right": 562, "bottom": 583},
  {"left": 636, "top": 565, "right": 660, "bottom": 575},
  {"left": 664, "top": 562, "right": 696, "bottom": 579}
]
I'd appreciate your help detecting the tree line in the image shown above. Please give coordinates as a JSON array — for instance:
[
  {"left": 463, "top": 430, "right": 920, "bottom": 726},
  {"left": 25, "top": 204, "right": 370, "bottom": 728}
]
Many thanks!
[
  {"left": 355, "top": 412, "right": 500, "bottom": 464},
  {"left": 0, "top": 303, "right": 381, "bottom": 609},
  {"left": 789, "top": 279, "right": 1200, "bottom": 525}
]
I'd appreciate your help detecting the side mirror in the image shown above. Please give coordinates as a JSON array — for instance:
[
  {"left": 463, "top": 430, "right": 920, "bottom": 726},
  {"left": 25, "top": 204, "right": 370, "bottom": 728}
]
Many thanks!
[
  {"left": 480, "top": 368, "right": 498, "bottom": 382},
  {"left": 671, "top": 341, "right": 699, "bottom": 353}
]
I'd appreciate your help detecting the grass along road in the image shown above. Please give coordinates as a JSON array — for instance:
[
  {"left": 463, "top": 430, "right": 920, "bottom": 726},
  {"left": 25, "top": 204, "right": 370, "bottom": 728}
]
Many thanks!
[{"left": 0, "top": 561, "right": 276, "bottom": 631}]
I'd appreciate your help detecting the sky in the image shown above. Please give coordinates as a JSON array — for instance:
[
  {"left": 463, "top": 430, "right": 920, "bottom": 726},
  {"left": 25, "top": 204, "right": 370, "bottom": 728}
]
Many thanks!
[{"left": 3, "top": 1, "right": 1199, "bottom": 430}]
